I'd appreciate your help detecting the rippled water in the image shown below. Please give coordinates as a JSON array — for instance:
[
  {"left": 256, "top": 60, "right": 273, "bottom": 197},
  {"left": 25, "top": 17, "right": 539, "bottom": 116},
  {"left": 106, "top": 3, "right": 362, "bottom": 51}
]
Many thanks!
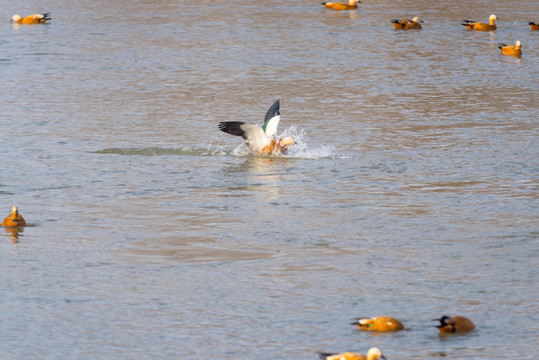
[{"left": 1, "top": 0, "right": 538, "bottom": 359}]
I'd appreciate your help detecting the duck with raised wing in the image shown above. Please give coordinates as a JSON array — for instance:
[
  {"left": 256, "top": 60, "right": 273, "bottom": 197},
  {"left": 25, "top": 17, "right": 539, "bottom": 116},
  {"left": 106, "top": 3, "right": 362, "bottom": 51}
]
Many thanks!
[
  {"left": 2, "top": 206, "right": 27, "bottom": 227},
  {"left": 321, "top": 0, "right": 361, "bottom": 11},
  {"left": 462, "top": 14, "right": 497, "bottom": 31},
  {"left": 435, "top": 315, "right": 475, "bottom": 334},
  {"left": 499, "top": 40, "right": 522, "bottom": 57},
  {"left": 352, "top": 316, "right": 404, "bottom": 332},
  {"left": 391, "top": 17, "right": 423, "bottom": 30},
  {"left": 11, "top": 13, "right": 51, "bottom": 24},
  {"left": 320, "top": 347, "right": 386, "bottom": 360},
  {"left": 218, "top": 99, "right": 295, "bottom": 155}
]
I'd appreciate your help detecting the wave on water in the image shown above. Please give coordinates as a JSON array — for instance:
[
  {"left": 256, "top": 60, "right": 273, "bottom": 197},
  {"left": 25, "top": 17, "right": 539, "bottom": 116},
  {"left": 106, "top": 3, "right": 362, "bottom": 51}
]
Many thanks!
[
  {"left": 94, "top": 146, "right": 229, "bottom": 157},
  {"left": 95, "top": 127, "right": 350, "bottom": 159}
]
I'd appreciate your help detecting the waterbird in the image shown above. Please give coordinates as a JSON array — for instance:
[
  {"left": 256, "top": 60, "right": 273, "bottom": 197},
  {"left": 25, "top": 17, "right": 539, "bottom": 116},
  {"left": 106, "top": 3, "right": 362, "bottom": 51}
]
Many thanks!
[
  {"left": 528, "top": 22, "right": 539, "bottom": 30},
  {"left": 462, "top": 14, "right": 497, "bottom": 31},
  {"left": 218, "top": 99, "right": 295, "bottom": 155},
  {"left": 11, "top": 13, "right": 51, "bottom": 24},
  {"left": 321, "top": 0, "right": 361, "bottom": 11},
  {"left": 320, "top": 347, "right": 387, "bottom": 360},
  {"left": 352, "top": 316, "right": 404, "bottom": 332},
  {"left": 391, "top": 17, "right": 423, "bottom": 30},
  {"left": 498, "top": 40, "right": 522, "bottom": 57},
  {"left": 434, "top": 315, "right": 475, "bottom": 334},
  {"left": 2, "top": 206, "right": 27, "bottom": 227}
]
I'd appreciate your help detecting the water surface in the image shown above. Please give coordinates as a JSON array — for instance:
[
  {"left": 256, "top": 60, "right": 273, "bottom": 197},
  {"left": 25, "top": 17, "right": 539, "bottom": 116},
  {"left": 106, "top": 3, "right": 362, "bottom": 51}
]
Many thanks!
[{"left": 1, "top": 0, "right": 538, "bottom": 359}]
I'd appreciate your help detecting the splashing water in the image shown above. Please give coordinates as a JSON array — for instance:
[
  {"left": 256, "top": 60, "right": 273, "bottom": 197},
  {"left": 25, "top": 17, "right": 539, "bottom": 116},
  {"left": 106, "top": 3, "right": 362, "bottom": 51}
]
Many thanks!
[
  {"left": 280, "top": 126, "right": 345, "bottom": 159},
  {"left": 230, "top": 126, "right": 342, "bottom": 159}
]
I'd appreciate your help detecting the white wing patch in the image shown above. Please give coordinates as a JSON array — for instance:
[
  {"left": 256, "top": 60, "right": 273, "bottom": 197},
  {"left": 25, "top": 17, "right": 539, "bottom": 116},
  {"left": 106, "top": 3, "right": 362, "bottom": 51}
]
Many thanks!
[
  {"left": 240, "top": 123, "right": 271, "bottom": 151},
  {"left": 263, "top": 115, "right": 280, "bottom": 137}
]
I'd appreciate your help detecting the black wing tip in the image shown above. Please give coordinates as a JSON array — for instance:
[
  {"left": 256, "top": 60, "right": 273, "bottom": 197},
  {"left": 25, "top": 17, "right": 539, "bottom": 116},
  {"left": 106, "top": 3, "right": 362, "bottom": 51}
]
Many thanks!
[
  {"left": 218, "top": 121, "right": 246, "bottom": 137},
  {"left": 264, "top": 99, "right": 280, "bottom": 123}
]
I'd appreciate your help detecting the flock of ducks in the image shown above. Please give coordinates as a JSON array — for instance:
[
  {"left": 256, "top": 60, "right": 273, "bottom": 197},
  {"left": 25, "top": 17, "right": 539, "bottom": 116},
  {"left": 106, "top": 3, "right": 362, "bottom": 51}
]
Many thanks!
[
  {"left": 320, "top": 1, "right": 537, "bottom": 59},
  {"left": 320, "top": 315, "right": 475, "bottom": 360}
]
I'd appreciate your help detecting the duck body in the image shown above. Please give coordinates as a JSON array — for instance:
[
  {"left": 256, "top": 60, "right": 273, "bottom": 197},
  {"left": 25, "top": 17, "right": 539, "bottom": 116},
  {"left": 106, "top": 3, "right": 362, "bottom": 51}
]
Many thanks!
[
  {"left": 435, "top": 315, "right": 475, "bottom": 334},
  {"left": 2, "top": 206, "right": 27, "bottom": 227},
  {"left": 218, "top": 99, "right": 295, "bottom": 155},
  {"left": 529, "top": 22, "right": 539, "bottom": 30},
  {"left": 320, "top": 348, "right": 386, "bottom": 360},
  {"left": 11, "top": 13, "right": 51, "bottom": 24},
  {"left": 462, "top": 14, "right": 497, "bottom": 30},
  {"left": 353, "top": 316, "right": 404, "bottom": 332},
  {"left": 391, "top": 17, "right": 423, "bottom": 30},
  {"left": 321, "top": 0, "right": 361, "bottom": 11},
  {"left": 499, "top": 40, "right": 522, "bottom": 57}
]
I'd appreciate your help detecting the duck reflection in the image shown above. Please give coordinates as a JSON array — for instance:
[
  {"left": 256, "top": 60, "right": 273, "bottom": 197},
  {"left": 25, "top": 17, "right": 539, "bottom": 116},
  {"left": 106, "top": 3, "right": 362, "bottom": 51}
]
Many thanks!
[{"left": 4, "top": 226, "right": 23, "bottom": 243}]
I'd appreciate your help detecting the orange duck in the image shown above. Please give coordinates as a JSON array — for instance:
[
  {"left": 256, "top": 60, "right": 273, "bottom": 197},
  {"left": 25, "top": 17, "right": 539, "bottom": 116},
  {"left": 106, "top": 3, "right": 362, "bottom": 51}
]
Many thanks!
[
  {"left": 528, "top": 22, "right": 539, "bottom": 30},
  {"left": 321, "top": 0, "right": 361, "bottom": 11},
  {"left": 2, "top": 206, "right": 27, "bottom": 227},
  {"left": 11, "top": 13, "right": 51, "bottom": 24},
  {"left": 435, "top": 315, "right": 475, "bottom": 334},
  {"left": 462, "top": 14, "right": 497, "bottom": 31},
  {"left": 498, "top": 41, "right": 522, "bottom": 57},
  {"left": 391, "top": 17, "right": 423, "bottom": 30},
  {"left": 352, "top": 316, "right": 404, "bottom": 332}
]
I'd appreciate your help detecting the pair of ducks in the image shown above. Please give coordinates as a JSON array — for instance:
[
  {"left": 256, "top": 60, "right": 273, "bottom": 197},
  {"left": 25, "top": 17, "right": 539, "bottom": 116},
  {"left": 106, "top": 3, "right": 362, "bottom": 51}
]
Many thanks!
[
  {"left": 392, "top": 14, "right": 498, "bottom": 32},
  {"left": 351, "top": 315, "right": 475, "bottom": 333},
  {"left": 461, "top": 15, "right": 522, "bottom": 58},
  {"left": 319, "top": 316, "right": 475, "bottom": 360}
]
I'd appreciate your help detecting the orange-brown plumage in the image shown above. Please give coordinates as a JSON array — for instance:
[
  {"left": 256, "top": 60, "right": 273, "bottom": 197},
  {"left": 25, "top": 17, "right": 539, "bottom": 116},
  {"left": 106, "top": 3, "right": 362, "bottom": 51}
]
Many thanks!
[
  {"left": 462, "top": 14, "right": 497, "bottom": 31},
  {"left": 11, "top": 13, "right": 51, "bottom": 24},
  {"left": 528, "top": 22, "right": 539, "bottom": 30},
  {"left": 353, "top": 316, "right": 405, "bottom": 332},
  {"left": 391, "top": 17, "right": 423, "bottom": 30},
  {"left": 321, "top": 0, "right": 361, "bottom": 11},
  {"left": 260, "top": 137, "right": 294, "bottom": 155},
  {"left": 499, "top": 41, "right": 522, "bottom": 58},
  {"left": 435, "top": 315, "right": 475, "bottom": 334},
  {"left": 2, "top": 206, "right": 27, "bottom": 227}
]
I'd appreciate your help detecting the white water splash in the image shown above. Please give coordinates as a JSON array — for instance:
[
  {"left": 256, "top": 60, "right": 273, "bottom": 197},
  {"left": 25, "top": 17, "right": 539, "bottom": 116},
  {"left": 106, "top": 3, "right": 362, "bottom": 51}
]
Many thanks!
[{"left": 229, "top": 126, "right": 349, "bottom": 159}]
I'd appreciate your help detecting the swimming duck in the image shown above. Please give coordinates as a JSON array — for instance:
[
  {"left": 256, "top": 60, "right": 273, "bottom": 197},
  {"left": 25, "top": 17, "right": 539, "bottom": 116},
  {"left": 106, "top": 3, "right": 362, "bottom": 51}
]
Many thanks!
[
  {"left": 435, "top": 315, "right": 475, "bottom": 334},
  {"left": 218, "top": 99, "right": 295, "bottom": 155},
  {"left": 352, "top": 316, "right": 404, "bottom": 332},
  {"left": 11, "top": 13, "right": 51, "bottom": 24},
  {"left": 391, "top": 17, "right": 423, "bottom": 30},
  {"left": 320, "top": 347, "right": 387, "bottom": 360},
  {"left": 528, "top": 22, "right": 539, "bottom": 30},
  {"left": 462, "top": 14, "right": 497, "bottom": 31},
  {"left": 498, "top": 41, "right": 522, "bottom": 57},
  {"left": 321, "top": 0, "right": 361, "bottom": 11},
  {"left": 2, "top": 206, "right": 27, "bottom": 227}
]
